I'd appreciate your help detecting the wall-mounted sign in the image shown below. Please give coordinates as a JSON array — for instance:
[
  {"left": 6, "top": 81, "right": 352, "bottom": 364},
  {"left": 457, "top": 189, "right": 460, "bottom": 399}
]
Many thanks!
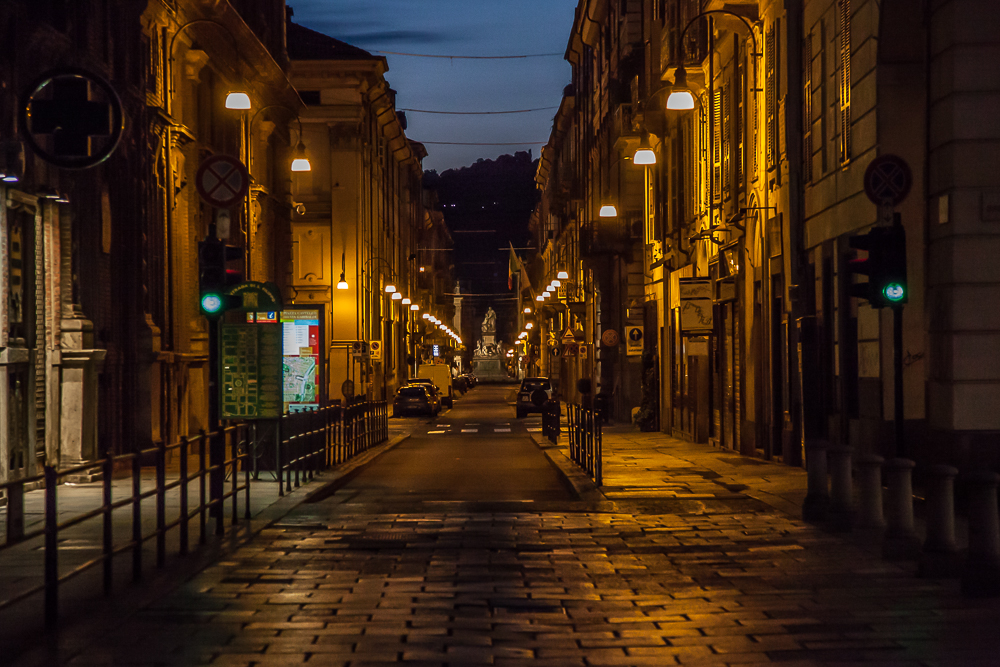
[
  {"left": 626, "top": 326, "right": 644, "bottom": 356},
  {"left": 196, "top": 154, "right": 250, "bottom": 209},
  {"left": 601, "top": 329, "right": 620, "bottom": 347},
  {"left": 370, "top": 340, "right": 382, "bottom": 360},
  {"left": 679, "top": 277, "right": 713, "bottom": 332},
  {"left": 20, "top": 67, "right": 124, "bottom": 169}
]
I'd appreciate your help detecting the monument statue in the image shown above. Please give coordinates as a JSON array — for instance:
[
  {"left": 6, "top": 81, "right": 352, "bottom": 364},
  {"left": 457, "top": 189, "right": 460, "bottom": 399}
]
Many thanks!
[{"left": 481, "top": 306, "right": 496, "bottom": 333}]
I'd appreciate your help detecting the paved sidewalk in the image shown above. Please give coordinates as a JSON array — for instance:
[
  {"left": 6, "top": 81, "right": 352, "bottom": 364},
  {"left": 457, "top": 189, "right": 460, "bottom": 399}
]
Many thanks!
[
  {"left": 0, "top": 423, "right": 412, "bottom": 659},
  {"left": 535, "top": 422, "right": 808, "bottom": 517}
]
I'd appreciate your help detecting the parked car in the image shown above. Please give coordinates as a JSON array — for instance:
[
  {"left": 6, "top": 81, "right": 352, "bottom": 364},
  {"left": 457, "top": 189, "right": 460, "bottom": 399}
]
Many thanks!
[
  {"left": 393, "top": 384, "right": 438, "bottom": 417},
  {"left": 515, "top": 377, "right": 553, "bottom": 418},
  {"left": 407, "top": 378, "right": 444, "bottom": 412}
]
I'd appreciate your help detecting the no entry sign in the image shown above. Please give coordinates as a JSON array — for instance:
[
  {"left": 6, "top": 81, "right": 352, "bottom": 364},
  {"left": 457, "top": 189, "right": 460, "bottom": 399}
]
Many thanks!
[
  {"left": 864, "top": 154, "right": 912, "bottom": 207},
  {"left": 196, "top": 154, "right": 250, "bottom": 208}
]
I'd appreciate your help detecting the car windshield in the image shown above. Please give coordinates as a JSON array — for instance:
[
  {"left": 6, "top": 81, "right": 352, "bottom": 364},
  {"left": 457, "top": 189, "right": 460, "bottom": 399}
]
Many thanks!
[
  {"left": 520, "top": 379, "right": 550, "bottom": 392},
  {"left": 398, "top": 386, "right": 426, "bottom": 398}
]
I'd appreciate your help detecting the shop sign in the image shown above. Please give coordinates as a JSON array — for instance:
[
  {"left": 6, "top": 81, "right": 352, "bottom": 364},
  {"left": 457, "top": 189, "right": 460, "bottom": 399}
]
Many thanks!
[{"left": 680, "top": 278, "right": 713, "bottom": 332}]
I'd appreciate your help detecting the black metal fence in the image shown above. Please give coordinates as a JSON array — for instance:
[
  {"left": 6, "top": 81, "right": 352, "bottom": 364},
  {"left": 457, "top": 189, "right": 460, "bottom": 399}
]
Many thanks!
[
  {"left": 567, "top": 403, "right": 603, "bottom": 486},
  {"left": 0, "top": 399, "right": 388, "bottom": 631},
  {"left": 277, "top": 400, "right": 388, "bottom": 495}
]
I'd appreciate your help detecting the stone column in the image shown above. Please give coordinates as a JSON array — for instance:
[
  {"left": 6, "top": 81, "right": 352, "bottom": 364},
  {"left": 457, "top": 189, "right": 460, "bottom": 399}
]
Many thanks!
[
  {"left": 882, "top": 458, "right": 921, "bottom": 560},
  {"left": 59, "top": 312, "right": 106, "bottom": 482}
]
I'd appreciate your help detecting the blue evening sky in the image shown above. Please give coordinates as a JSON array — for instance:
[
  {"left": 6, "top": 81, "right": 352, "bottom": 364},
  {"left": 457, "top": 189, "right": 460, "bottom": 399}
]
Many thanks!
[{"left": 288, "top": 0, "right": 578, "bottom": 173}]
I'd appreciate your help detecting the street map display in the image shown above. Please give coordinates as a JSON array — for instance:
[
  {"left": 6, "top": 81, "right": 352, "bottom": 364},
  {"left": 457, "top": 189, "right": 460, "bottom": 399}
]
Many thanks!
[{"left": 282, "top": 309, "right": 321, "bottom": 412}]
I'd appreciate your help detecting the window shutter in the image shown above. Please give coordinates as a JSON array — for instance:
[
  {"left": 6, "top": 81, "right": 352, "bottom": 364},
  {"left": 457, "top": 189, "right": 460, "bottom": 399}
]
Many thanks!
[
  {"left": 803, "top": 33, "right": 813, "bottom": 184},
  {"left": 722, "top": 84, "right": 731, "bottom": 199},
  {"left": 765, "top": 24, "right": 776, "bottom": 171},
  {"left": 737, "top": 46, "right": 745, "bottom": 192},
  {"left": 838, "top": 0, "right": 852, "bottom": 165},
  {"left": 713, "top": 88, "right": 722, "bottom": 203}
]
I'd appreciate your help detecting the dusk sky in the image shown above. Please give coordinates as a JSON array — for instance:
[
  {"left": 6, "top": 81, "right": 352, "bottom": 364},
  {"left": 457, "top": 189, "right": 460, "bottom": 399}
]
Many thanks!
[{"left": 289, "top": 0, "right": 578, "bottom": 173}]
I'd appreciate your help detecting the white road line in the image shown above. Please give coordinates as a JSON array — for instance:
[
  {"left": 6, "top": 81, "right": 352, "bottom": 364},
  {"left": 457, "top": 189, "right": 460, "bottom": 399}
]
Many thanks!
[
  {"left": 494, "top": 428, "right": 511, "bottom": 433},
  {"left": 436, "top": 424, "right": 450, "bottom": 428},
  {"left": 527, "top": 427, "right": 542, "bottom": 432},
  {"left": 461, "top": 428, "right": 478, "bottom": 433},
  {"left": 428, "top": 430, "right": 446, "bottom": 434},
  {"left": 466, "top": 423, "right": 480, "bottom": 426}
]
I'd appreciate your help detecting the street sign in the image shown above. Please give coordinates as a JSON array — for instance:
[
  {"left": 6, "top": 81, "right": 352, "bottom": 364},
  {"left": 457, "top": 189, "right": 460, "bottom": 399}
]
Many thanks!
[
  {"left": 225, "top": 281, "right": 282, "bottom": 312},
  {"left": 579, "top": 343, "right": 589, "bottom": 359},
  {"left": 20, "top": 67, "right": 124, "bottom": 169},
  {"left": 626, "top": 326, "right": 644, "bottom": 357},
  {"left": 565, "top": 343, "right": 578, "bottom": 357},
  {"left": 351, "top": 341, "right": 368, "bottom": 358},
  {"left": 196, "top": 154, "right": 250, "bottom": 208},
  {"left": 370, "top": 340, "right": 382, "bottom": 360},
  {"left": 601, "top": 329, "right": 620, "bottom": 347},
  {"left": 864, "top": 154, "right": 912, "bottom": 207},
  {"left": 220, "top": 324, "right": 282, "bottom": 419},
  {"left": 561, "top": 328, "right": 576, "bottom": 343},
  {"left": 341, "top": 379, "right": 355, "bottom": 399},
  {"left": 549, "top": 346, "right": 562, "bottom": 359}
]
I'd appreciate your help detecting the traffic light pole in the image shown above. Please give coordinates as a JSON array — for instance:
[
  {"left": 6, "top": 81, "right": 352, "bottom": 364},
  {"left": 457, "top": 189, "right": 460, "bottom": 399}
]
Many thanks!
[{"left": 893, "top": 305, "right": 905, "bottom": 459}]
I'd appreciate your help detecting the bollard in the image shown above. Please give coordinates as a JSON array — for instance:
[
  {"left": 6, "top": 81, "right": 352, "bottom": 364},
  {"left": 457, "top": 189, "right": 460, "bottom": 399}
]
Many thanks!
[
  {"left": 961, "top": 471, "right": 1000, "bottom": 597},
  {"left": 827, "top": 446, "right": 854, "bottom": 530},
  {"left": 882, "top": 458, "right": 921, "bottom": 560},
  {"left": 802, "top": 439, "right": 829, "bottom": 521},
  {"left": 856, "top": 454, "right": 885, "bottom": 530},
  {"left": 919, "top": 464, "right": 959, "bottom": 578}
]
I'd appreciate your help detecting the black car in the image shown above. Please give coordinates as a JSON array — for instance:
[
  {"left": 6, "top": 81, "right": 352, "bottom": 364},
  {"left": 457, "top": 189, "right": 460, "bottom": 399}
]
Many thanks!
[
  {"left": 515, "top": 377, "right": 553, "bottom": 418},
  {"left": 393, "top": 385, "right": 438, "bottom": 417}
]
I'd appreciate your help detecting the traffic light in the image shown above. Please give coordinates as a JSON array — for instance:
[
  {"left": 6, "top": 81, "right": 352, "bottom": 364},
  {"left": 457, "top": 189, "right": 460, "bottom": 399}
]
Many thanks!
[
  {"left": 198, "top": 238, "right": 243, "bottom": 316},
  {"left": 847, "top": 223, "right": 907, "bottom": 308}
]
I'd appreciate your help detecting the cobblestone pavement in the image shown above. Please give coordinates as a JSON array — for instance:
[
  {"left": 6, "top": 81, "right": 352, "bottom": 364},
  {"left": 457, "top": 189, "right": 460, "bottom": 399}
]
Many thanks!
[{"left": 30, "top": 497, "right": 1000, "bottom": 667}]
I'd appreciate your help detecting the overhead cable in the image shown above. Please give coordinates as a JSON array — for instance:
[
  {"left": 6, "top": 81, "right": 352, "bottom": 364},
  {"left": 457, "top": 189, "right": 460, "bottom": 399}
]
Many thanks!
[
  {"left": 399, "top": 106, "right": 558, "bottom": 115},
  {"left": 414, "top": 140, "right": 547, "bottom": 146},
  {"left": 375, "top": 50, "right": 562, "bottom": 59}
]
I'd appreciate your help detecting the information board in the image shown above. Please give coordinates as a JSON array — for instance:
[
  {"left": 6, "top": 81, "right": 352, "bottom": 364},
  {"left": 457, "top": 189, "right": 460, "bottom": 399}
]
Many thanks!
[
  {"left": 282, "top": 309, "right": 322, "bottom": 413},
  {"left": 220, "top": 324, "right": 282, "bottom": 419}
]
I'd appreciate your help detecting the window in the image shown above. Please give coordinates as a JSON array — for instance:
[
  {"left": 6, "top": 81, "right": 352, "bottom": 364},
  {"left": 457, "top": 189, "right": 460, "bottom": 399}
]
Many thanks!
[
  {"left": 299, "top": 90, "right": 321, "bottom": 105},
  {"left": 803, "top": 33, "right": 813, "bottom": 183},
  {"left": 765, "top": 22, "right": 779, "bottom": 172},
  {"left": 712, "top": 88, "right": 722, "bottom": 203},
  {"left": 838, "top": 0, "right": 852, "bottom": 165}
]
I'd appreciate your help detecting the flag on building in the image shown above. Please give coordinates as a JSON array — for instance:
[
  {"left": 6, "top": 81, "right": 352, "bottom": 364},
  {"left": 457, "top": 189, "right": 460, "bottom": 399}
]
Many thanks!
[{"left": 508, "top": 243, "right": 519, "bottom": 290}]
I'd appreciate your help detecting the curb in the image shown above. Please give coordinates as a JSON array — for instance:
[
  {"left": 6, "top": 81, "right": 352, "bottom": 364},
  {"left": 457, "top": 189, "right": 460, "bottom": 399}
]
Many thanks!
[
  {"left": 303, "top": 432, "right": 410, "bottom": 503},
  {"left": 530, "top": 434, "right": 605, "bottom": 502}
]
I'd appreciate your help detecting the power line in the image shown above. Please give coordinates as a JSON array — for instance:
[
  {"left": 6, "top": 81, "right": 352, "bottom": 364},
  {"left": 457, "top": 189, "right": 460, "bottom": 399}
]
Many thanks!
[
  {"left": 375, "top": 50, "right": 562, "bottom": 59},
  {"left": 399, "top": 106, "right": 558, "bottom": 115},
  {"left": 414, "top": 140, "right": 547, "bottom": 146}
]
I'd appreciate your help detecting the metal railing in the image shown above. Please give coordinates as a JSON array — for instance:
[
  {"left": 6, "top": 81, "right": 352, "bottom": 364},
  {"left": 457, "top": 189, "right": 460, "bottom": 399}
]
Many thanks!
[
  {"left": 277, "top": 400, "right": 388, "bottom": 495},
  {"left": 0, "top": 399, "right": 389, "bottom": 632},
  {"left": 0, "top": 423, "right": 250, "bottom": 629},
  {"left": 567, "top": 403, "right": 603, "bottom": 486}
]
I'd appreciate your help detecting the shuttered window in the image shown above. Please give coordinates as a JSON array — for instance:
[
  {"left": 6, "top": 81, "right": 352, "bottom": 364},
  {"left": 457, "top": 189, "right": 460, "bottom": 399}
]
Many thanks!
[
  {"left": 765, "top": 24, "right": 777, "bottom": 171},
  {"left": 713, "top": 88, "right": 723, "bottom": 203},
  {"left": 722, "top": 84, "right": 731, "bottom": 199},
  {"left": 838, "top": 0, "right": 852, "bottom": 165},
  {"left": 803, "top": 33, "right": 813, "bottom": 183},
  {"left": 737, "top": 43, "right": 745, "bottom": 192}
]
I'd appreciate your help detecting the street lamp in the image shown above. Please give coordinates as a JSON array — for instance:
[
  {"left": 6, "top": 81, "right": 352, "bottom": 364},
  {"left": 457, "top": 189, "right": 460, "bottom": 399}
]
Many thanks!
[
  {"left": 633, "top": 135, "right": 657, "bottom": 165},
  {"left": 225, "top": 91, "right": 251, "bottom": 110},
  {"left": 599, "top": 204, "right": 618, "bottom": 217},
  {"left": 337, "top": 252, "right": 349, "bottom": 289},
  {"left": 401, "top": 297, "right": 411, "bottom": 305},
  {"left": 665, "top": 67, "right": 695, "bottom": 110}
]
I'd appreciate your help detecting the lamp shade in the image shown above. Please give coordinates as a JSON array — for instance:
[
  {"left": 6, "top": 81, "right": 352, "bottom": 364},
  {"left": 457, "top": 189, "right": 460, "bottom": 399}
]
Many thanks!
[
  {"left": 401, "top": 297, "right": 411, "bottom": 305},
  {"left": 536, "top": 295, "right": 544, "bottom": 302},
  {"left": 410, "top": 304, "right": 419, "bottom": 311},
  {"left": 225, "top": 92, "right": 251, "bottom": 110},
  {"left": 599, "top": 204, "right": 618, "bottom": 217},
  {"left": 633, "top": 147, "right": 656, "bottom": 165},
  {"left": 337, "top": 272, "right": 349, "bottom": 290},
  {"left": 550, "top": 279, "right": 561, "bottom": 287},
  {"left": 290, "top": 142, "right": 311, "bottom": 172},
  {"left": 557, "top": 269, "right": 569, "bottom": 280},
  {"left": 666, "top": 67, "right": 695, "bottom": 110},
  {"left": 384, "top": 284, "right": 396, "bottom": 293},
  {"left": 392, "top": 291, "right": 402, "bottom": 300}
]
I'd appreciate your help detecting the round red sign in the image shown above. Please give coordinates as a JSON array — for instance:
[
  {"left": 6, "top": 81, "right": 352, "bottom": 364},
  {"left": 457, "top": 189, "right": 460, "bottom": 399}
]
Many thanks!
[
  {"left": 601, "top": 329, "right": 620, "bottom": 347},
  {"left": 195, "top": 154, "right": 250, "bottom": 208}
]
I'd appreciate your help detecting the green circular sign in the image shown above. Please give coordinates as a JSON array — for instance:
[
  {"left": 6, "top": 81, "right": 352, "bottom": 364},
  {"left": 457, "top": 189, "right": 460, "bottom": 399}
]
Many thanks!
[{"left": 883, "top": 283, "right": 905, "bottom": 302}]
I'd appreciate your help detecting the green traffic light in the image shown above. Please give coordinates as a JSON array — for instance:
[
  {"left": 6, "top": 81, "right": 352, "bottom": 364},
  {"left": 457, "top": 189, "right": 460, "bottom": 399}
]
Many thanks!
[
  {"left": 883, "top": 283, "right": 906, "bottom": 302},
  {"left": 201, "top": 293, "right": 224, "bottom": 314}
]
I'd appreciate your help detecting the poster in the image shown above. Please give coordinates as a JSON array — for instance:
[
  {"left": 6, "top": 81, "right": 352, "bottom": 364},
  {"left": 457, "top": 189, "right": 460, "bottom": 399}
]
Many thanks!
[{"left": 281, "top": 309, "right": 321, "bottom": 413}]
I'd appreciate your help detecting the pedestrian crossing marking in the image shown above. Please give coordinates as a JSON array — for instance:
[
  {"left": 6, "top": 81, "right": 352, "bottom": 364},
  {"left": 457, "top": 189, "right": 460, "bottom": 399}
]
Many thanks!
[
  {"left": 527, "top": 427, "right": 542, "bottom": 432},
  {"left": 466, "top": 423, "right": 480, "bottom": 426},
  {"left": 461, "top": 428, "right": 478, "bottom": 433},
  {"left": 494, "top": 428, "right": 511, "bottom": 433},
  {"left": 436, "top": 424, "right": 450, "bottom": 428},
  {"left": 428, "top": 430, "right": 446, "bottom": 434}
]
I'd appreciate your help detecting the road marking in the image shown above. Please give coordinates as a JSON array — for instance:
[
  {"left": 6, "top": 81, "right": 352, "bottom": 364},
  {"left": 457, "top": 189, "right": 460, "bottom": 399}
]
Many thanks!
[
  {"left": 497, "top": 422, "right": 510, "bottom": 425},
  {"left": 527, "top": 427, "right": 542, "bottom": 432},
  {"left": 466, "top": 423, "right": 480, "bottom": 426},
  {"left": 461, "top": 428, "right": 478, "bottom": 433},
  {"left": 494, "top": 428, "right": 511, "bottom": 432},
  {"left": 428, "top": 430, "right": 446, "bottom": 434},
  {"left": 436, "top": 424, "right": 450, "bottom": 428}
]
